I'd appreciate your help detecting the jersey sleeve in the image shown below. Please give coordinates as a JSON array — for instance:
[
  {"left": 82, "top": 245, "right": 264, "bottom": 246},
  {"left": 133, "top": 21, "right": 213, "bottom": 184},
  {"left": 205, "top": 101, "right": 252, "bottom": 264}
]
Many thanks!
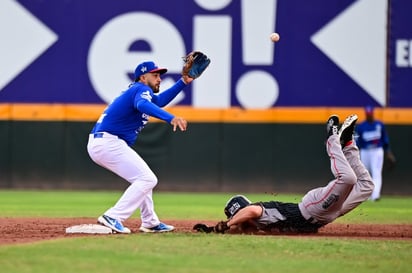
[
  {"left": 152, "top": 79, "right": 187, "bottom": 107},
  {"left": 354, "top": 124, "right": 365, "bottom": 148},
  {"left": 136, "top": 99, "right": 174, "bottom": 123},
  {"left": 380, "top": 122, "right": 390, "bottom": 150}
]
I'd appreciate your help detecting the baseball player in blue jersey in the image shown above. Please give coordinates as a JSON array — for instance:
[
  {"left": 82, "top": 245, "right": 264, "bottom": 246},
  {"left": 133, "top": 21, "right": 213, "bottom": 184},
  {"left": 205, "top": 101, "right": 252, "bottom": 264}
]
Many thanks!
[
  {"left": 88, "top": 53, "right": 210, "bottom": 233},
  {"left": 194, "top": 114, "right": 375, "bottom": 234},
  {"left": 355, "top": 106, "right": 396, "bottom": 201}
]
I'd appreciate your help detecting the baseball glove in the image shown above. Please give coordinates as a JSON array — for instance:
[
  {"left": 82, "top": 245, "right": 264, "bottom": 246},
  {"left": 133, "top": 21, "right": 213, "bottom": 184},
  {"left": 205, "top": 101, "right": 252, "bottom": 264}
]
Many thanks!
[
  {"left": 214, "top": 221, "right": 230, "bottom": 233},
  {"left": 193, "top": 223, "right": 214, "bottom": 233},
  {"left": 193, "top": 221, "right": 230, "bottom": 234},
  {"left": 182, "top": 51, "right": 211, "bottom": 79}
]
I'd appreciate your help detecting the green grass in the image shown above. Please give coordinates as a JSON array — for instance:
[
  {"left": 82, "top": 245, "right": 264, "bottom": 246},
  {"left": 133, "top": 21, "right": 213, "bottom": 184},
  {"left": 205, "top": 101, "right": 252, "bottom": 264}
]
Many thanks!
[
  {"left": 0, "top": 190, "right": 411, "bottom": 273},
  {"left": 1, "top": 234, "right": 410, "bottom": 273},
  {"left": 0, "top": 190, "right": 411, "bottom": 223}
]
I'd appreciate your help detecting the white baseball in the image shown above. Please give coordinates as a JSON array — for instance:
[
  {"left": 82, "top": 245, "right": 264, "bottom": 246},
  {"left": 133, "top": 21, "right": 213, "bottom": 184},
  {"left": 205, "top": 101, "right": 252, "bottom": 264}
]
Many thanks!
[{"left": 270, "top": 32, "right": 280, "bottom": 42}]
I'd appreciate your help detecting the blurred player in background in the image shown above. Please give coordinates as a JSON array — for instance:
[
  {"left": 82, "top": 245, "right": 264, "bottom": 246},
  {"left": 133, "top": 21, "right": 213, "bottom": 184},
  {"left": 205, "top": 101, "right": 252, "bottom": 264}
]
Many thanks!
[{"left": 355, "top": 106, "right": 396, "bottom": 201}]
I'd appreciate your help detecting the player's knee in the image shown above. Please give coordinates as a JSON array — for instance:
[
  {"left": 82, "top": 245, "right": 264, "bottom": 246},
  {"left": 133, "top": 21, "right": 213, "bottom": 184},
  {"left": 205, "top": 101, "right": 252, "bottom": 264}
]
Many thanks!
[
  {"left": 364, "top": 176, "right": 375, "bottom": 193},
  {"left": 367, "top": 180, "right": 375, "bottom": 193},
  {"left": 362, "top": 170, "right": 374, "bottom": 191},
  {"left": 341, "top": 171, "right": 357, "bottom": 186},
  {"left": 129, "top": 173, "right": 158, "bottom": 188},
  {"left": 143, "top": 173, "right": 158, "bottom": 188}
]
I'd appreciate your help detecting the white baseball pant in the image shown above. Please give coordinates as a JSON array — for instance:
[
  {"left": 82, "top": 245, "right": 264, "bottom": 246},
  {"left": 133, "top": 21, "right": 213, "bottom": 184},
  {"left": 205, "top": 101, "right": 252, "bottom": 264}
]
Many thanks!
[
  {"left": 87, "top": 132, "right": 160, "bottom": 228},
  {"left": 360, "top": 147, "right": 384, "bottom": 201},
  {"left": 299, "top": 135, "right": 374, "bottom": 224}
]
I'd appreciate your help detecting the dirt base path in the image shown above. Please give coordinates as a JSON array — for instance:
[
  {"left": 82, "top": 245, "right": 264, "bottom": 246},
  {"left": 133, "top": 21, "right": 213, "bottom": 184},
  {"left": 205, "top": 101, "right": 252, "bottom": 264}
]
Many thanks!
[{"left": 1, "top": 218, "right": 411, "bottom": 245}]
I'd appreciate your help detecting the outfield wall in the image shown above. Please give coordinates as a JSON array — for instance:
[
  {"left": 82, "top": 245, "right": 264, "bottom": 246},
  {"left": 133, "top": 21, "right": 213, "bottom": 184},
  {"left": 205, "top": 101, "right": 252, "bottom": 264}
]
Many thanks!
[
  {"left": 0, "top": 119, "right": 410, "bottom": 195},
  {"left": 1, "top": 1, "right": 412, "bottom": 194}
]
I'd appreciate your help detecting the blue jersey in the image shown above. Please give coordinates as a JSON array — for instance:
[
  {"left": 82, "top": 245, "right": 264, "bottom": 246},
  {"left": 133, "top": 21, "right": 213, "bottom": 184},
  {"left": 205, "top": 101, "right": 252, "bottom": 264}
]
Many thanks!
[
  {"left": 355, "top": 120, "right": 389, "bottom": 150},
  {"left": 91, "top": 79, "right": 186, "bottom": 146}
]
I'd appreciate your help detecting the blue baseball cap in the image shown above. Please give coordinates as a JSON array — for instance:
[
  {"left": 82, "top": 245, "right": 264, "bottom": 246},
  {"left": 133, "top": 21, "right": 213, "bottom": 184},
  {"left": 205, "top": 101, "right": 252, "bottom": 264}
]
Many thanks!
[
  {"left": 134, "top": 61, "right": 167, "bottom": 79},
  {"left": 365, "top": 105, "right": 374, "bottom": 114}
]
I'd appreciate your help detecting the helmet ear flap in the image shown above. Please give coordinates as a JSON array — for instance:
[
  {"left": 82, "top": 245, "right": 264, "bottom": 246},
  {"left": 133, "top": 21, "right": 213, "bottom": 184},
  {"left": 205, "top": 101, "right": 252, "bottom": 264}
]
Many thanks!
[{"left": 224, "top": 195, "right": 252, "bottom": 219}]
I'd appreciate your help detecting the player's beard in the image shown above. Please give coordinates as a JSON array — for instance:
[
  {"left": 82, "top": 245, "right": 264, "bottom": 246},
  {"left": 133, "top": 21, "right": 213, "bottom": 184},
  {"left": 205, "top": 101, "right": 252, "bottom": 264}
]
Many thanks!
[{"left": 149, "top": 82, "right": 160, "bottom": 93}]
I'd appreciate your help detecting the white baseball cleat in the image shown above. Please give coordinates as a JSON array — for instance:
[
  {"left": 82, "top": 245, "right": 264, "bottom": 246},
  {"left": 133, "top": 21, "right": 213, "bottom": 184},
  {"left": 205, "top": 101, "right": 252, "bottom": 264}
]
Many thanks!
[
  {"left": 338, "top": 114, "right": 358, "bottom": 147},
  {"left": 326, "top": 115, "right": 339, "bottom": 140}
]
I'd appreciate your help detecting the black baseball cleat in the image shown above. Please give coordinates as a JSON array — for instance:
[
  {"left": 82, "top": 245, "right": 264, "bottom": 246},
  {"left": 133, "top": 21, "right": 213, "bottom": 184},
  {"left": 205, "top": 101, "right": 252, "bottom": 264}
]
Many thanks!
[
  {"left": 338, "top": 114, "right": 358, "bottom": 147},
  {"left": 326, "top": 115, "right": 339, "bottom": 140}
]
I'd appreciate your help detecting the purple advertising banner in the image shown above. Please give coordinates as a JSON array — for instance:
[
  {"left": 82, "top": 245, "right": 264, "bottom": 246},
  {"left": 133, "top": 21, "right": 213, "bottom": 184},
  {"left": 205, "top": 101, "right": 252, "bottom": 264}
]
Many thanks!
[
  {"left": 388, "top": 0, "right": 412, "bottom": 107},
  {"left": 0, "top": 0, "right": 410, "bottom": 108}
]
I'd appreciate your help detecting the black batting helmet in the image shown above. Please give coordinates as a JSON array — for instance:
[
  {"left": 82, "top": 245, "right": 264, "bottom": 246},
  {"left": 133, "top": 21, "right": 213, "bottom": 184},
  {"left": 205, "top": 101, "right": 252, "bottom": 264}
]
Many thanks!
[{"left": 224, "top": 195, "right": 252, "bottom": 219}]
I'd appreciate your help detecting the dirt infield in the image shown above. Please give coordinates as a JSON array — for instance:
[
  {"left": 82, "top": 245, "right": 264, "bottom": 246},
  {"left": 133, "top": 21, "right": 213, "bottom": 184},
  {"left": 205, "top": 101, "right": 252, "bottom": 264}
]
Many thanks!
[{"left": 1, "top": 218, "right": 411, "bottom": 245}]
